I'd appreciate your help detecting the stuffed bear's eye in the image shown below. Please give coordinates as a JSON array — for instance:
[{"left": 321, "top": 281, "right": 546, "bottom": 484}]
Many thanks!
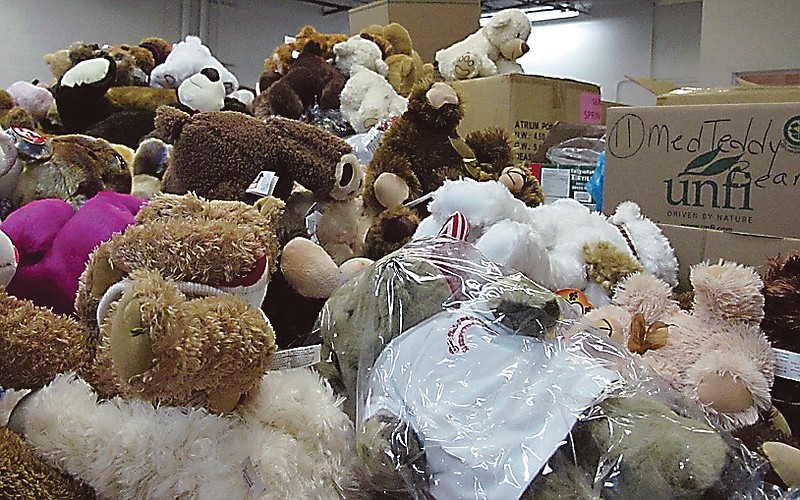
[
  {"left": 201, "top": 67, "right": 220, "bottom": 82},
  {"left": 339, "top": 161, "right": 353, "bottom": 187},
  {"left": 331, "top": 153, "right": 364, "bottom": 200}
]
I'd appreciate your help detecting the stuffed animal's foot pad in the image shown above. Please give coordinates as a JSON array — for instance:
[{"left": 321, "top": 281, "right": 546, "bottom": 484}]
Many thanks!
[
  {"left": 108, "top": 285, "right": 155, "bottom": 383},
  {"left": 454, "top": 54, "right": 479, "bottom": 79}
]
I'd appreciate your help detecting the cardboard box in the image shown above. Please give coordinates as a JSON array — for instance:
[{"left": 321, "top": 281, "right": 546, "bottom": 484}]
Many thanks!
[
  {"left": 603, "top": 102, "right": 800, "bottom": 239},
  {"left": 628, "top": 76, "right": 800, "bottom": 105},
  {"left": 452, "top": 74, "right": 602, "bottom": 163},
  {"left": 348, "top": 0, "right": 480, "bottom": 63},
  {"left": 658, "top": 224, "right": 800, "bottom": 290}
]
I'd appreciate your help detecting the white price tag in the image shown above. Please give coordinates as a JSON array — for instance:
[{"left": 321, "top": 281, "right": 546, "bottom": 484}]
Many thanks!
[
  {"left": 363, "top": 126, "right": 383, "bottom": 155},
  {"left": 268, "top": 345, "right": 322, "bottom": 371},
  {"left": 304, "top": 203, "right": 324, "bottom": 243},
  {"left": 246, "top": 171, "right": 279, "bottom": 197},
  {"left": 242, "top": 456, "right": 268, "bottom": 498},
  {"left": 774, "top": 348, "right": 800, "bottom": 382}
]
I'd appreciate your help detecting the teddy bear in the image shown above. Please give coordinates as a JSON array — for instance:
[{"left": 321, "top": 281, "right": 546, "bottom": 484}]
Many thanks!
[
  {"left": 317, "top": 229, "right": 756, "bottom": 499},
  {"left": 362, "top": 80, "right": 534, "bottom": 260},
  {"left": 5, "top": 82, "right": 54, "bottom": 127},
  {"left": 435, "top": 9, "right": 531, "bottom": 81},
  {"left": 360, "top": 23, "right": 435, "bottom": 97},
  {"left": 0, "top": 191, "right": 144, "bottom": 315},
  {"left": 52, "top": 55, "right": 180, "bottom": 146},
  {"left": 263, "top": 25, "right": 349, "bottom": 76},
  {"left": 156, "top": 106, "right": 364, "bottom": 204},
  {"left": 0, "top": 127, "right": 133, "bottom": 216},
  {"left": 414, "top": 178, "right": 677, "bottom": 307},
  {"left": 575, "top": 261, "right": 774, "bottom": 431},
  {"left": 762, "top": 250, "right": 800, "bottom": 436},
  {"left": 339, "top": 64, "right": 408, "bottom": 134},
  {"left": 253, "top": 41, "right": 347, "bottom": 121},
  {"left": 150, "top": 35, "right": 238, "bottom": 94},
  {"left": 333, "top": 35, "right": 389, "bottom": 77},
  {"left": 0, "top": 90, "right": 36, "bottom": 130}
]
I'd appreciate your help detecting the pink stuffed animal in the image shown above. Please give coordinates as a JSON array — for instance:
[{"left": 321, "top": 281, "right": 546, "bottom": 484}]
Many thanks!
[{"left": 0, "top": 191, "right": 144, "bottom": 315}]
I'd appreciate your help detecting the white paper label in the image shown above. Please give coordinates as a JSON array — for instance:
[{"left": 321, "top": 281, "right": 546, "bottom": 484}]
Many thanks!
[
  {"left": 363, "top": 126, "right": 383, "bottom": 155},
  {"left": 304, "top": 203, "right": 324, "bottom": 243},
  {"left": 242, "top": 456, "right": 268, "bottom": 498},
  {"left": 268, "top": 345, "right": 322, "bottom": 371},
  {"left": 774, "top": 348, "right": 800, "bottom": 382},
  {"left": 246, "top": 171, "right": 279, "bottom": 197},
  {"left": 541, "top": 167, "right": 571, "bottom": 199}
]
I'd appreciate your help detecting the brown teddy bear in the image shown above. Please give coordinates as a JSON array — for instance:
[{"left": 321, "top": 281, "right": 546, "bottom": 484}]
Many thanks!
[
  {"left": 362, "top": 79, "right": 542, "bottom": 259},
  {"left": 156, "top": 106, "right": 363, "bottom": 204},
  {"left": 360, "top": 23, "right": 435, "bottom": 97},
  {"left": 0, "top": 193, "right": 283, "bottom": 415},
  {"left": 0, "top": 90, "right": 36, "bottom": 130},
  {"left": 253, "top": 41, "right": 347, "bottom": 120},
  {"left": 263, "top": 25, "right": 348, "bottom": 77}
]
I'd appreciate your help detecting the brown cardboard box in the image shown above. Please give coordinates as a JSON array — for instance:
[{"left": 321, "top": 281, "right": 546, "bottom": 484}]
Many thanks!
[
  {"left": 658, "top": 224, "right": 800, "bottom": 289},
  {"left": 603, "top": 103, "right": 800, "bottom": 239},
  {"left": 451, "top": 74, "right": 602, "bottom": 163},
  {"left": 627, "top": 76, "right": 800, "bottom": 105},
  {"left": 348, "top": 0, "right": 480, "bottom": 63}
]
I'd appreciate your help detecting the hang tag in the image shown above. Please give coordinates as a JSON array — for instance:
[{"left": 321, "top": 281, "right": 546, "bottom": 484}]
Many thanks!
[
  {"left": 246, "top": 171, "right": 279, "bottom": 197},
  {"left": 267, "top": 345, "right": 322, "bottom": 371},
  {"left": 242, "top": 456, "right": 268, "bottom": 498},
  {"left": 304, "top": 202, "right": 324, "bottom": 243},
  {"left": 362, "top": 126, "right": 383, "bottom": 155},
  {"left": 555, "top": 288, "right": 594, "bottom": 314},
  {"left": 11, "top": 127, "right": 46, "bottom": 145},
  {"left": 774, "top": 348, "right": 800, "bottom": 382}
]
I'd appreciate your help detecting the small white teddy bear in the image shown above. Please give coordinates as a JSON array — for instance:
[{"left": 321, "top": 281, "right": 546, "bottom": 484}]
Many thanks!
[
  {"left": 435, "top": 9, "right": 532, "bottom": 80},
  {"left": 339, "top": 65, "right": 408, "bottom": 134},
  {"left": 333, "top": 35, "right": 389, "bottom": 77},
  {"left": 150, "top": 35, "right": 239, "bottom": 94}
]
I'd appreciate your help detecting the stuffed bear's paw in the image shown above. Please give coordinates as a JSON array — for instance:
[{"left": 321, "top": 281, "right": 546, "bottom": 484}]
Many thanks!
[{"left": 454, "top": 53, "right": 479, "bottom": 79}]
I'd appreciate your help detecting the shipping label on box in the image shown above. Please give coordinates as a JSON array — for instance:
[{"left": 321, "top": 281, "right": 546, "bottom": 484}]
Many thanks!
[
  {"left": 604, "top": 103, "right": 800, "bottom": 239},
  {"left": 532, "top": 163, "right": 596, "bottom": 208}
]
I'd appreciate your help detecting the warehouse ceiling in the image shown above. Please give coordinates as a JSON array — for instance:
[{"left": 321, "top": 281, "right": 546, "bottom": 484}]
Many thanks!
[{"left": 296, "top": 0, "right": 592, "bottom": 16}]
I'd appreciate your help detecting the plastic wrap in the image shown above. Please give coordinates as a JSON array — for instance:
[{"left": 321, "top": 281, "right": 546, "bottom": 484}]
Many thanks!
[
  {"left": 318, "top": 232, "right": 780, "bottom": 500},
  {"left": 546, "top": 136, "right": 605, "bottom": 167},
  {"left": 302, "top": 103, "right": 355, "bottom": 137}
]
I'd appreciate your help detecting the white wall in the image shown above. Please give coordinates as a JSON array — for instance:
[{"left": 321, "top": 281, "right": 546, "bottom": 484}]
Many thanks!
[
  {"left": 652, "top": 0, "right": 701, "bottom": 86},
  {"left": 207, "top": 0, "right": 350, "bottom": 90},
  {"left": 700, "top": 0, "right": 800, "bottom": 87},
  {"left": 1, "top": 0, "right": 182, "bottom": 88}
]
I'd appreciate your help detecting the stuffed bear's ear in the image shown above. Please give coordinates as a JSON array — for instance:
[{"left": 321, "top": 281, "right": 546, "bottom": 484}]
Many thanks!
[
  {"left": 154, "top": 105, "right": 190, "bottom": 143},
  {"left": 303, "top": 40, "right": 323, "bottom": 56}
]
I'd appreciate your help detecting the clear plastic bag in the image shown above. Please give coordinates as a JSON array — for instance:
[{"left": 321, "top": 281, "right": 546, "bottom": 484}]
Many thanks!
[
  {"left": 317, "top": 233, "right": 779, "bottom": 499},
  {"left": 546, "top": 136, "right": 606, "bottom": 167}
]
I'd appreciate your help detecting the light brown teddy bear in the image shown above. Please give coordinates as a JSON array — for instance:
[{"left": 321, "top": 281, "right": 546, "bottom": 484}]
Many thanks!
[
  {"left": 0, "top": 193, "right": 284, "bottom": 414},
  {"left": 263, "top": 25, "right": 349, "bottom": 77},
  {"left": 360, "top": 23, "right": 434, "bottom": 97},
  {"left": 576, "top": 261, "right": 774, "bottom": 431}
]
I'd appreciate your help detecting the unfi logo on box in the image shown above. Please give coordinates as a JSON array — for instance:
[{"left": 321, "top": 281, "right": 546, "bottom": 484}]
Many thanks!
[{"left": 607, "top": 111, "right": 800, "bottom": 223}]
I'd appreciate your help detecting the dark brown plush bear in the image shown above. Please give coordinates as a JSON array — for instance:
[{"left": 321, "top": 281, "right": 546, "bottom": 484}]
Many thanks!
[
  {"left": 156, "top": 106, "right": 363, "bottom": 203},
  {"left": 253, "top": 41, "right": 347, "bottom": 120},
  {"left": 362, "top": 80, "right": 543, "bottom": 259},
  {"left": 762, "top": 251, "right": 800, "bottom": 435}
]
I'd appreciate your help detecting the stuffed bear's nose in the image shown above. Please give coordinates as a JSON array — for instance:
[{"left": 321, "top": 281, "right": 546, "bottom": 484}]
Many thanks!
[
  {"left": 521, "top": 42, "right": 530, "bottom": 55},
  {"left": 201, "top": 67, "right": 220, "bottom": 82}
]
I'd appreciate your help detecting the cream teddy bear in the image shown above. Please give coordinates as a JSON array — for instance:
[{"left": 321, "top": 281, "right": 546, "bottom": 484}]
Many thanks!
[
  {"left": 435, "top": 9, "right": 531, "bottom": 80},
  {"left": 339, "top": 65, "right": 408, "bottom": 134},
  {"left": 333, "top": 35, "right": 389, "bottom": 77}
]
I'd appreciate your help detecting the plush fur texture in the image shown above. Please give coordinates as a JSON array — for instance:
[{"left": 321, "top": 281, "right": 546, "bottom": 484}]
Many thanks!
[
  {"left": 414, "top": 178, "right": 676, "bottom": 305},
  {"left": 0, "top": 427, "right": 96, "bottom": 499},
  {"left": 0, "top": 89, "right": 36, "bottom": 130},
  {"left": 264, "top": 26, "right": 349, "bottom": 76},
  {"left": 150, "top": 35, "right": 238, "bottom": 94},
  {"left": 340, "top": 64, "right": 407, "bottom": 134},
  {"left": 359, "top": 23, "right": 434, "bottom": 97},
  {"left": 6, "top": 81, "right": 54, "bottom": 124},
  {"left": 10, "top": 370, "right": 362, "bottom": 499},
  {"left": 435, "top": 9, "right": 531, "bottom": 80},
  {"left": 1, "top": 192, "right": 144, "bottom": 315},
  {"left": 10, "top": 133, "right": 132, "bottom": 212},
  {"left": 254, "top": 41, "right": 347, "bottom": 120},
  {"left": 334, "top": 35, "right": 389, "bottom": 77},
  {"left": 157, "top": 107, "right": 363, "bottom": 203},
  {"left": 762, "top": 251, "right": 800, "bottom": 434},
  {"left": 577, "top": 262, "right": 774, "bottom": 431}
]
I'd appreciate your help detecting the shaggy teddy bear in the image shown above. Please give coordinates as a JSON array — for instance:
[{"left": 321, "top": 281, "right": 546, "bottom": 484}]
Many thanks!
[
  {"left": 0, "top": 127, "right": 132, "bottom": 215},
  {"left": 435, "top": 8, "right": 531, "bottom": 80},
  {"left": 414, "top": 178, "right": 676, "bottom": 306},
  {"left": 157, "top": 106, "right": 364, "bottom": 204},
  {"left": 360, "top": 23, "right": 434, "bottom": 97},
  {"left": 254, "top": 41, "right": 347, "bottom": 121},
  {"left": 0, "top": 192, "right": 144, "bottom": 315},
  {"left": 576, "top": 262, "right": 774, "bottom": 431},
  {"left": 339, "top": 64, "right": 407, "bottom": 134}
]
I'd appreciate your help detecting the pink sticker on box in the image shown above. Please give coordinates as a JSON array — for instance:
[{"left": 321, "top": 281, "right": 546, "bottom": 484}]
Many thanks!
[{"left": 580, "top": 92, "right": 602, "bottom": 124}]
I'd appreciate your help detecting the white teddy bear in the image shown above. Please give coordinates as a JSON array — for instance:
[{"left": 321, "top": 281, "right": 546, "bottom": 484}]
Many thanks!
[
  {"left": 339, "top": 65, "right": 408, "bottom": 134},
  {"left": 414, "top": 178, "right": 678, "bottom": 307},
  {"left": 435, "top": 9, "right": 531, "bottom": 80},
  {"left": 333, "top": 35, "right": 389, "bottom": 77},
  {"left": 150, "top": 35, "right": 239, "bottom": 94}
]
